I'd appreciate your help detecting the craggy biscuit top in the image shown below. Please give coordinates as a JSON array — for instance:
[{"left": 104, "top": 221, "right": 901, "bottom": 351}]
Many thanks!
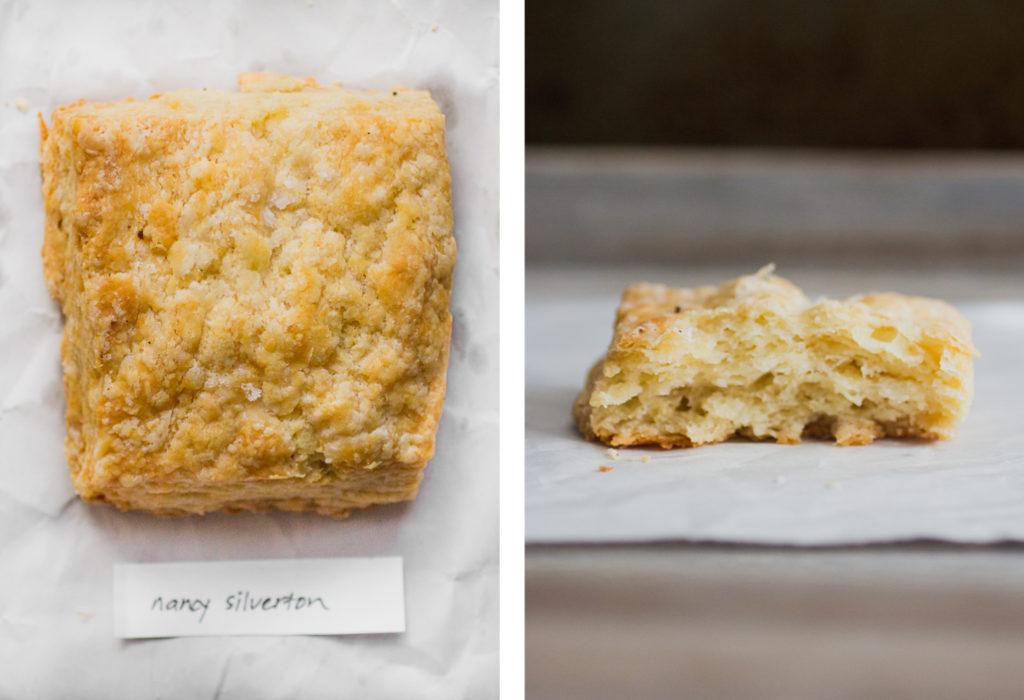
[
  {"left": 609, "top": 266, "right": 975, "bottom": 360},
  {"left": 40, "top": 73, "right": 454, "bottom": 499}
]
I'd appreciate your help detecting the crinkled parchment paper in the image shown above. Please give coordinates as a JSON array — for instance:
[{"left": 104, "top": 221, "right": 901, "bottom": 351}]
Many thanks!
[
  {"left": 527, "top": 286, "right": 1024, "bottom": 546},
  {"left": 0, "top": 1, "right": 497, "bottom": 696}
]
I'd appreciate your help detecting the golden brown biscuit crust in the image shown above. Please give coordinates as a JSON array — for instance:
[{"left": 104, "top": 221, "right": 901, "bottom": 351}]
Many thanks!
[
  {"left": 575, "top": 267, "right": 977, "bottom": 448},
  {"left": 41, "top": 73, "right": 454, "bottom": 516}
]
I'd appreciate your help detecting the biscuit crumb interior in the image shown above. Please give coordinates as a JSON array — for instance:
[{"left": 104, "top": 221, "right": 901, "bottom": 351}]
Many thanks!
[{"left": 575, "top": 268, "right": 976, "bottom": 448}]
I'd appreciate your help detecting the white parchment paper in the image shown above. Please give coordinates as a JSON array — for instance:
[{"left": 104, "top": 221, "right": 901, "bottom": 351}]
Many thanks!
[
  {"left": 527, "top": 280, "right": 1024, "bottom": 546},
  {"left": 0, "top": 1, "right": 497, "bottom": 697}
]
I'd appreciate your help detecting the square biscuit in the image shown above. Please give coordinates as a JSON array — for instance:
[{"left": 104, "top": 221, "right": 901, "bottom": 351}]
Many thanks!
[
  {"left": 40, "top": 73, "right": 454, "bottom": 516},
  {"left": 575, "top": 266, "right": 976, "bottom": 448}
]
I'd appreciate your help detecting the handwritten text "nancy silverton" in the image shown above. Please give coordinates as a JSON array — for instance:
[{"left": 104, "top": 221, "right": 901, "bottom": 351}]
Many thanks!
[{"left": 150, "top": 592, "right": 329, "bottom": 623}]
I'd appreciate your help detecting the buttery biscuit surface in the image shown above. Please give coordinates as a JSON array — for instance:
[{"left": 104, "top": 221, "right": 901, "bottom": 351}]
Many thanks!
[
  {"left": 575, "top": 267, "right": 976, "bottom": 448},
  {"left": 41, "top": 73, "right": 454, "bottom": 516}
]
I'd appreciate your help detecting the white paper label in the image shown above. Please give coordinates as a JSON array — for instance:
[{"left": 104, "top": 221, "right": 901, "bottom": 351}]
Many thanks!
[{"left": 113, "top": 557, "right": 404, "bottom": 638}]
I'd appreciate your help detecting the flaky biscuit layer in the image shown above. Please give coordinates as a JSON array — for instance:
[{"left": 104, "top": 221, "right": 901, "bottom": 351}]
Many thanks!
[
  {"left": 575, "top": 267, "right": 976, "bottom": 448},
  {"left": 41, "top": 73, "right": 454, "bottom": 515}
]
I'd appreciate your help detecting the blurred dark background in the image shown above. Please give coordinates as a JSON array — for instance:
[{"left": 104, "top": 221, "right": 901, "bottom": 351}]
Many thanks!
[
  {"left": 526, "top": 0, "right": 1024, "bottom": 267},
  {"left": 528, "top": 0, "right": 1024, "bottom": 148}
]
